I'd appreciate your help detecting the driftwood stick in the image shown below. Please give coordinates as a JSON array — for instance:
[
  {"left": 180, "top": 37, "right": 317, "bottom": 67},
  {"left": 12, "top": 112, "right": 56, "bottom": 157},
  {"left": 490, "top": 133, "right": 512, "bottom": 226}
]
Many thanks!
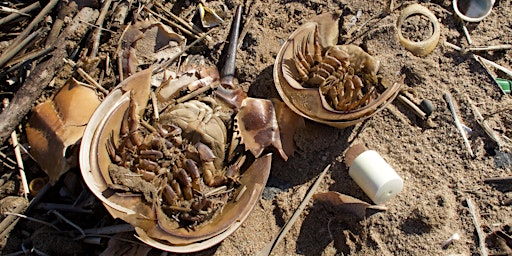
[
  {"left": 0, "top": 2, "right": 40, "bottom": 26},
  {"left": 466, "top": 197, "right": 489, "bottom": 256},
  {"left": 465, "top": 95, "right": 504, "bottom": 150},
  {"left": 444, "top": 92, "right": 475, "bottom": 158},
  {"left": 467, "top": 44, "right": 512, "bottom": 52},
  {"left": 45, "top": 2, "right": 78, "bottom": 48},
  {"left": 2, "top": 0, "right": 59, "bottom": 56},
  {"left": 154, "top": 3, "right": 208, "bottom": 39},
  {"left": 0, "top": 8, "right": 99, "bottom": 146},
  {"left": 5, "top": 46, "right": 54, "bottom": 69},
  {"left": 63, "top": 58, "right": 109, "bottom": 95},
  {"left": 0, "top": 28, "right": 43, "bottom": 68},
  {"left": 145, "top": 7, "right": 200, "bottom": 40},
  {"left": 90, "top": 0, "right": 113, "bottom": 58},
  {"left": 0, "top": 201, "right": 28, "bottom": 239},
  {"left": 3, "top": 98, "right": 29, "bottom": 199},
  {"left": 257, "top": 164, "right": 331, "bottom": 256},
  {"left": 0, "top": 150, "right": 17, "bottom": 169}
]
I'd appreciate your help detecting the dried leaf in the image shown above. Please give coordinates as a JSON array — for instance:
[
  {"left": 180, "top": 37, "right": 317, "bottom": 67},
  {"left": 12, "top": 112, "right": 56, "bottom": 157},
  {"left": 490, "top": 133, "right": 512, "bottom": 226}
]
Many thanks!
[{"left": 313, "top": 191, "right": 387, "bottom": 219}]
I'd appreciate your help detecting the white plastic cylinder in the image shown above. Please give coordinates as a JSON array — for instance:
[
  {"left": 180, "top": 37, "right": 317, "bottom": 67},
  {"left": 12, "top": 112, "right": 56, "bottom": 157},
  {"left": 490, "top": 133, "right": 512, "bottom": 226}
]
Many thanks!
[
  {"left": 348, "top": 150, "right": 403, "bottom": 205},
  {"left": 453, "top": 0, "right": 495, "bottom": 22}
]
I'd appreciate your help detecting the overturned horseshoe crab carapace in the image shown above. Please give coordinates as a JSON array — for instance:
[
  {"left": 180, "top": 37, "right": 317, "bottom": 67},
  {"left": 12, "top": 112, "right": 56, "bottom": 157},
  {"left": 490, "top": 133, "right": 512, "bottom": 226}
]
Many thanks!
[
  {"left": 80, "top": 67, "right": 272, "bottom": 253},
  {"left": 80, "top": 6, "right": 280, "bottom": 252},
  {"left": 273, "top": 13, "right": 402, "bottom": 129}
]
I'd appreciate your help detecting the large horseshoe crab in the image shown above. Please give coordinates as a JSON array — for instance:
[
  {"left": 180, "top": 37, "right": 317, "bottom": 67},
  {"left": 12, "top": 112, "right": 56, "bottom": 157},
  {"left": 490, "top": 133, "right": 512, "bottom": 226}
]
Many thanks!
[
  {"left": 274, "top": 13, "right": 403, "bottom": 128},
  {"left": 80, "top": 7, "right": 289, "bottom": 252}
]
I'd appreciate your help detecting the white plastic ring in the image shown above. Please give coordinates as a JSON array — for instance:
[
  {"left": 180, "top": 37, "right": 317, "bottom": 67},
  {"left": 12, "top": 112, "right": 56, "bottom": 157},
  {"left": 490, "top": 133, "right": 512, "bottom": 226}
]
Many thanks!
[{"left": 397, "top": 4, "right": 441, "bottom": 57}]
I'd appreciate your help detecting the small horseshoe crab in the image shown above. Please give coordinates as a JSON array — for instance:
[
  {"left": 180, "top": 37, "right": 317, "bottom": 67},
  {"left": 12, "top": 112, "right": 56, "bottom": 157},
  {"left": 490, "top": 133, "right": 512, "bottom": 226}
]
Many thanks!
[
  {"left": 274, "top": 13, "right": 403, "bottom": 128},
  {"left": 80, "top": 7, "right": 289, "bottom": 252}
]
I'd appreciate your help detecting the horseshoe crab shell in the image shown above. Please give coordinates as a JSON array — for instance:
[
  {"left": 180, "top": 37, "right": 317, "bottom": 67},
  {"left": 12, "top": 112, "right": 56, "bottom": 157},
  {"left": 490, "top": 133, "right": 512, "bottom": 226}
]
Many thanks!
[
  {"left": 79, "top": 70, "right": 271, "bottom": 252},
  {"left": 273, "top": 13, "right": 402, "bottom": 129}
]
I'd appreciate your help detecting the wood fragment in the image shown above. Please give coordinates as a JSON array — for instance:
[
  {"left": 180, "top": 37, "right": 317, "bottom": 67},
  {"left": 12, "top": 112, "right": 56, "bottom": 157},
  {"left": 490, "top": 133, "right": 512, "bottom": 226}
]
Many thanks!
[
  {"left": 50, "top": 210, "right": 86, "bottom": 239},
  {"left": 63, "top": 58, "right": 109, "bottom": 95},
  {"left": 0, "top": 200, "right": 28, "bottom": 239},
  {"left": 0, "top": 28, "right": 43, "bottom": 69},
  {"left": 466, "top": 197, "right": 489, "bottom": 256},
  {"left": 90, "top": 0, "right": 113, "bottom": 58},
  {"left": 476, "top": 55, "right": 512, "bottom": 79},
  {"left": 465, "top": 95, "right": 504, "bottom": 150},
  {"left": 0, "top": 150, "right": 17, "bottom": 169},
  {"left": 154, "top": 3, "right": 210, "bottom": 40},
  {"left": 34, "top": 203, "right": 94, "bottom": 214},
  {"left": 83, "top": 224, "right": 135, "bottom": 235},
  {"left": 4, "top": 46, "right": 54, "bottom": 69},
  {"left": 2, "top": 99, "right": 29, "bottom": 199},
  {"left": 45, "top": 1, "right": 78, "bottom": 48},
  {"left": 444, "top": 92, "right": 475, "bottom": 158},
  {"left": 1, "top": 0, "right": 59, "bottom": 57},
  {"left": 150, "top": 91, "right": 159, "bottom": 121},
  {"left": 444, "top": 41, "right": 507, "bottom": 93},
  {"left": 397, "top": 94, "right": 427, "bottom": 119},
  {"left": 0, "top": 2, "right": 40, "bottom": 26},
  {"left": 461, "top": 22, "right": 473, "bottom": 45},
  {"left": 467, "top": 45, "right": 512, "bottom": 52},
  {"left": 0, "top": 8, "right": 99, "bottom": 146},
  {"left": 257, "top": 164, "right": 331, "bottom": 256},
  {"left": 145, "top": 7, "right": 199, "bottom": 40}
]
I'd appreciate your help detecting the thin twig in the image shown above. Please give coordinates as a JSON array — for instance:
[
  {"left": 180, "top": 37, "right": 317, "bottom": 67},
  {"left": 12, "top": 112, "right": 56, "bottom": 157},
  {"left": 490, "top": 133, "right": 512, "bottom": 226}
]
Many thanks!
[
  {"left": 444, "top": 92, "right": 475, "bottom": 158},
  {"left": 3, "top": 98, "right": 29, "bottom": 199},
  {"left": 145, "top": 7, "right": 201, "bottom": 40},
  {"left": 35, "top": 203, "right": 94, "bottom": 214},
  {"left": 0, "top": 28, "right": 43, "bottom": 68},
  {"left": 0, "top": 2, "right": 40, "bottom": 26},
  {"left": 444, "top": 41, "right": 503, "bottom": 91},
  {"left": 467, "top": 44, "right": 512, "bottom": 52},
  {"left": 257, "top": 164, "right": 331, "bottom": 256},
  {"left": 154, "top": 3, "right": 209, "bottom": 40},
  {"left": 83, "top": 224, "right": 135, "bottom": 235},
  {"left": 0, "top": 200, "right": 27, "bottom": 238},
  {"left": 153, "top": 28, "right": 216, "bottom": 73},
  {"left": 50, "top": 210, "right": 86, "bottom": 239},
  {"left": 0, "top": 150, "right": 18, "bottom": 167},
  {"left": 476, "top": 55, "right": 512, "bottom": 79},
  {"left": 2, "top": 0, "right": 59, "bottom": 56},
  {"left": 90, "top": 0, "right": 113, "bottom": 58},
  {"left": 466, "top": 197, "right": 489, "bottom": 256},
  {"left": 461, "top": 22, "right": 473, "bottom": 45},
  {"left": 0, "top": 6, "right": 32, "bottom": 16},
  {"left": 5, "top": 212, "right": 61, "bottom": 232},
  {"left": 150, "top": 91, "right": 159, "bottom": 121},
  {"left": 4, "top": 46, "right": 54, "bottom": 69},
  {"left": 465, "top": 95, "right": 503, "bottom": 150},
  {"left": 63, "top": 58, "right": 109, "bottom": 95}
]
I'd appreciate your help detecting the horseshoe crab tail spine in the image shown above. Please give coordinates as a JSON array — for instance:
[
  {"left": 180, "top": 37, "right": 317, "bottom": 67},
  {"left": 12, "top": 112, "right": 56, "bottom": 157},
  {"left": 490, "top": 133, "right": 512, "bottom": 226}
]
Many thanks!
[{"left": 220, "top": 5, "right": 242, "bottom": 89}]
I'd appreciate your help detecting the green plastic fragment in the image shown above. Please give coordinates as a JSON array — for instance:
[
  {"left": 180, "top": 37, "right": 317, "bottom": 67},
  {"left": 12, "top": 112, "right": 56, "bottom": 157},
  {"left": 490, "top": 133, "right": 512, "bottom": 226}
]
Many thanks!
[{"left": 496, "top": 78, "right": 511, "bottom": 93}]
